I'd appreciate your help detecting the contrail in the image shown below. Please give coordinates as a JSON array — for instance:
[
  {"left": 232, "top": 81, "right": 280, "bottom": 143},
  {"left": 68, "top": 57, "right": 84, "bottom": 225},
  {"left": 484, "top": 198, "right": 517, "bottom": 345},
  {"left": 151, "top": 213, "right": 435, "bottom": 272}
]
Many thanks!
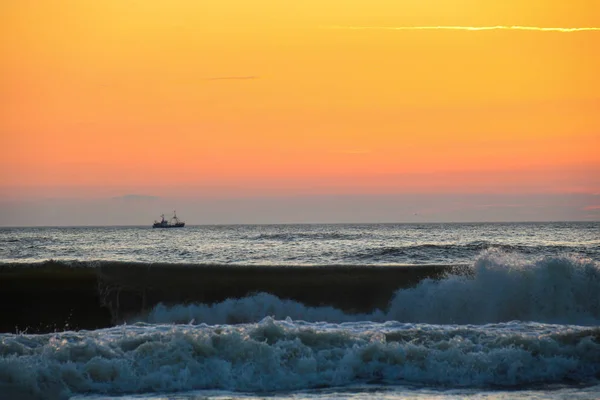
[{"left": 326, "top": 25, "right": 600, "bottom": 33}]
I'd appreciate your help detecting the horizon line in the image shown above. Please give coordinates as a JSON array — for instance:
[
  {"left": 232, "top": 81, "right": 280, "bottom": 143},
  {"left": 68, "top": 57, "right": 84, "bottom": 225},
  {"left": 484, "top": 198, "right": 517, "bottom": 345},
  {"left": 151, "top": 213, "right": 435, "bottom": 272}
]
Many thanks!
[{"left": 0, "top": 220, "right": 597, "bottom": 229}]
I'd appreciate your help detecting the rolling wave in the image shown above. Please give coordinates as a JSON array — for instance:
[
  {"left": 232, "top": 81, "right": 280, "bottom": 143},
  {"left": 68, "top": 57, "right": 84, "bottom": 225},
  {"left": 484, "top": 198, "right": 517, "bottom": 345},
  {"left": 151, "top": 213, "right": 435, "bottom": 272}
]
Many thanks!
[
  {"left": 352, "top": 242, "right": 597, "bottom": 262},
  {"left": 1, "top": 252, "right": 598, "bottom": 335},
  {"left": 144, "top": 252, "right": 600, "bottom": 326}
]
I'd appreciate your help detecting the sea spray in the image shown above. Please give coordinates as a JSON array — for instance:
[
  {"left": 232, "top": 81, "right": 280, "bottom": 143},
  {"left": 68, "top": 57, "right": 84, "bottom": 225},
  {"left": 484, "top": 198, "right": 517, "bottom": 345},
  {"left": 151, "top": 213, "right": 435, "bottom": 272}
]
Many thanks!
[{"left": 387, "top": 251, "right": 600, "bottom": 325}]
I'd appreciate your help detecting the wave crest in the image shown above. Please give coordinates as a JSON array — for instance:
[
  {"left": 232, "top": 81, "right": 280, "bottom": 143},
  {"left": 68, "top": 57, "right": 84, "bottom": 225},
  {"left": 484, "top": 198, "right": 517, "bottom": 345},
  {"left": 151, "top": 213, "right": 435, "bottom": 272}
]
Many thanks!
[{"left": 388, "top": 251, "right": 600, "bottom": 325}]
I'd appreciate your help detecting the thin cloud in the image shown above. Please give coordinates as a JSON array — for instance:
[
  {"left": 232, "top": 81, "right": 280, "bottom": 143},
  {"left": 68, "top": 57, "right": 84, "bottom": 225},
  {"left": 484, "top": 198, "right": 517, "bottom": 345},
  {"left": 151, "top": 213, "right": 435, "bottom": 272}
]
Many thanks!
[
  {"left": 112, "top": 194, "right": 159, "bottom": 201},
  {"left": 474, "top": 203, "right": 527, "bottom": 209},
  {"left": 205, "top": 76, "right": 259, "bottom": 81},
  {"left": 325, "top": 25, "right": 600, "bottom": 33}
]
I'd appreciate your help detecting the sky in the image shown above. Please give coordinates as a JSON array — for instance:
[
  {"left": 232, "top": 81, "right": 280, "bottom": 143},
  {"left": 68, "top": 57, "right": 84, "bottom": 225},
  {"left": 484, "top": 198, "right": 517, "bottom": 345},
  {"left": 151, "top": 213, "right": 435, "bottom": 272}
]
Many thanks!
[{"left": 1, "top": 0, "right": 599, "bottom": 225}]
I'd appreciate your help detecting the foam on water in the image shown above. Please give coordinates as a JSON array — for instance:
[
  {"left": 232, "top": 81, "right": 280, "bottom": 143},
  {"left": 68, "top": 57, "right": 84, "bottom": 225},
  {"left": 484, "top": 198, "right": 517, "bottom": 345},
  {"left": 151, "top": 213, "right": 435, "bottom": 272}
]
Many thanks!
[
  {"left": 144, "top": 252, "right": 600, "bottom": 326},
  {"left": 1, "top": 318, "right": 599, "bottom": 399},
  {"left": 388, "top": 251, "right": 600, "bottom": 325}
]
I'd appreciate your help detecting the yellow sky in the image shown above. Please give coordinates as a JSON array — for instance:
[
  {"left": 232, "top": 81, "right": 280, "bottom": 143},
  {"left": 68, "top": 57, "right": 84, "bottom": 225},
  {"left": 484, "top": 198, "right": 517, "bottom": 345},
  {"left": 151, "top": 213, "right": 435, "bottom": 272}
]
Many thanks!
[{"left": 1, "top": 0, "right": 599, "bottom": 198}]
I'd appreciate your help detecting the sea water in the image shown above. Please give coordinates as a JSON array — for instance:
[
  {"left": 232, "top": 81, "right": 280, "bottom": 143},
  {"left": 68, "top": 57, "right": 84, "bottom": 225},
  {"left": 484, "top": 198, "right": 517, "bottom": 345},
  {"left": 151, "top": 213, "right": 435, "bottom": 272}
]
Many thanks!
[{"left": 1, "top": 222, "right": 599, "bottom": 399}]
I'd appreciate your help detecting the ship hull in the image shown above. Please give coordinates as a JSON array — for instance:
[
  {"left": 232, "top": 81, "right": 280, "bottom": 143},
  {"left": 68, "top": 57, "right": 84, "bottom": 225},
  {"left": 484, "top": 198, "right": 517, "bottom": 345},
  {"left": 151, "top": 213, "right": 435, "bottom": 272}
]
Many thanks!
[
  {"left": 152, "top": 223, "right": 185, "bottom": 228},
  {"left": 153, "top": 212, "right": 185, "bottom": 228}
]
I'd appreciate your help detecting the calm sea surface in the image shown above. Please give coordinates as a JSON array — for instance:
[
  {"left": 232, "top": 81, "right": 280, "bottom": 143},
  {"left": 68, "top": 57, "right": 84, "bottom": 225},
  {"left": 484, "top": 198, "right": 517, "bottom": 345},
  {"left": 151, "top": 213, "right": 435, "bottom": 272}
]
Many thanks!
[{"left": 1, "top": 222, "right": 599, "bottom": 399}]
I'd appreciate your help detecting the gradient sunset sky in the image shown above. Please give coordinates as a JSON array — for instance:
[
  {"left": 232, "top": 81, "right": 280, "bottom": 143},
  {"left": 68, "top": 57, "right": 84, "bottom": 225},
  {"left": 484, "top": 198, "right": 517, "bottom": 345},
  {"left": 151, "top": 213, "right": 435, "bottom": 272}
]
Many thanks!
[{"left": 1, "top": 0, "right": 599, "bottom": 225}]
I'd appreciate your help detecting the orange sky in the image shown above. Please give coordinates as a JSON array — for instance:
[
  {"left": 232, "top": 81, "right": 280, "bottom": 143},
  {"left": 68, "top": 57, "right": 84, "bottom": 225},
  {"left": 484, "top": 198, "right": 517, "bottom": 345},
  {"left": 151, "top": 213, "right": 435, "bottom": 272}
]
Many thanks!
[{"left": 1, "top": 0, "right": 599, "bottom": 199}]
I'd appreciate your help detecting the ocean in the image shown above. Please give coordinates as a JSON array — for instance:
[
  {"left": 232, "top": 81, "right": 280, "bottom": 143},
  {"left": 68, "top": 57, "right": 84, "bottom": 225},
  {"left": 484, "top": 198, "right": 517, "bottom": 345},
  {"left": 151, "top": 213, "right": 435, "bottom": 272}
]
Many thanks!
[{"left": 0, "top": 222, "right": 599, "bottom": 400}]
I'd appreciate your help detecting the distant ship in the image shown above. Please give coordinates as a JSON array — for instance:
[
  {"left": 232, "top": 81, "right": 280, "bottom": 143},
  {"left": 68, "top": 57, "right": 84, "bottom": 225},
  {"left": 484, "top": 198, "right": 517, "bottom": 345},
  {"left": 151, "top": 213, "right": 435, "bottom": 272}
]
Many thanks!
[{"left": 153, "top": 211, "right": 185, "bottom": 228}]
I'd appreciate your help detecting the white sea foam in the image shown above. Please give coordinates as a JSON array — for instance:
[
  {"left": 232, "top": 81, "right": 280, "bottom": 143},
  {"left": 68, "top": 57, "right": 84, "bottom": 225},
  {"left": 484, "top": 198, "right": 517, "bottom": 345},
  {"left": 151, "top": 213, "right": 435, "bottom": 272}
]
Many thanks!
[
  {"left": 1, "top": 319, "right": 599, "bottom": 399},
  {"left": 145, "top": 252, "right": 600, "bottom": 326},
  {"left": 145, "top": 293, "right": 386, "bottom": 325},
  {"left": 387, "top": 251, "right": 600, "bottom": 325}
]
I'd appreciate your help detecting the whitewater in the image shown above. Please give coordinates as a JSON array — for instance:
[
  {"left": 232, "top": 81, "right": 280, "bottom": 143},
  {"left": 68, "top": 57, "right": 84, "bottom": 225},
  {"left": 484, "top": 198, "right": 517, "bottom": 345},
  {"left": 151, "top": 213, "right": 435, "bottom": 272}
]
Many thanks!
[{"left": 0, "top": 222, "right": 599, "bottom": 399}]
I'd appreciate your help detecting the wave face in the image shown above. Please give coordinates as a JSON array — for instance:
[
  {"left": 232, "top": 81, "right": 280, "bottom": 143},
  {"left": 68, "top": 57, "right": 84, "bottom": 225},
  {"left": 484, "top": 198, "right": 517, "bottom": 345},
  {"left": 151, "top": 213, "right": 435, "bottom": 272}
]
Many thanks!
[
  {"left": 0, "top": 260, "right": 452, "bottom": 334},
  {"left": 144, "top": 252, "right": 600, "bottom": 326},
  {"left": 1, "top": 319, "right": 599, "bottom": 399}
]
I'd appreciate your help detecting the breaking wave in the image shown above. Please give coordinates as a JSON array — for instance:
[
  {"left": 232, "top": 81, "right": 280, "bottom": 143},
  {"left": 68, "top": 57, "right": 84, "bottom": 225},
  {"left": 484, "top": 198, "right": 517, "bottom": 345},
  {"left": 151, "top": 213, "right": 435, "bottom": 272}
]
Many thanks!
[
  {"left": 1, "top": 319, "right": 599, "bottom": 399},
  {"left": 145, "top": 252, "right": 600, "bottom": 326}
]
